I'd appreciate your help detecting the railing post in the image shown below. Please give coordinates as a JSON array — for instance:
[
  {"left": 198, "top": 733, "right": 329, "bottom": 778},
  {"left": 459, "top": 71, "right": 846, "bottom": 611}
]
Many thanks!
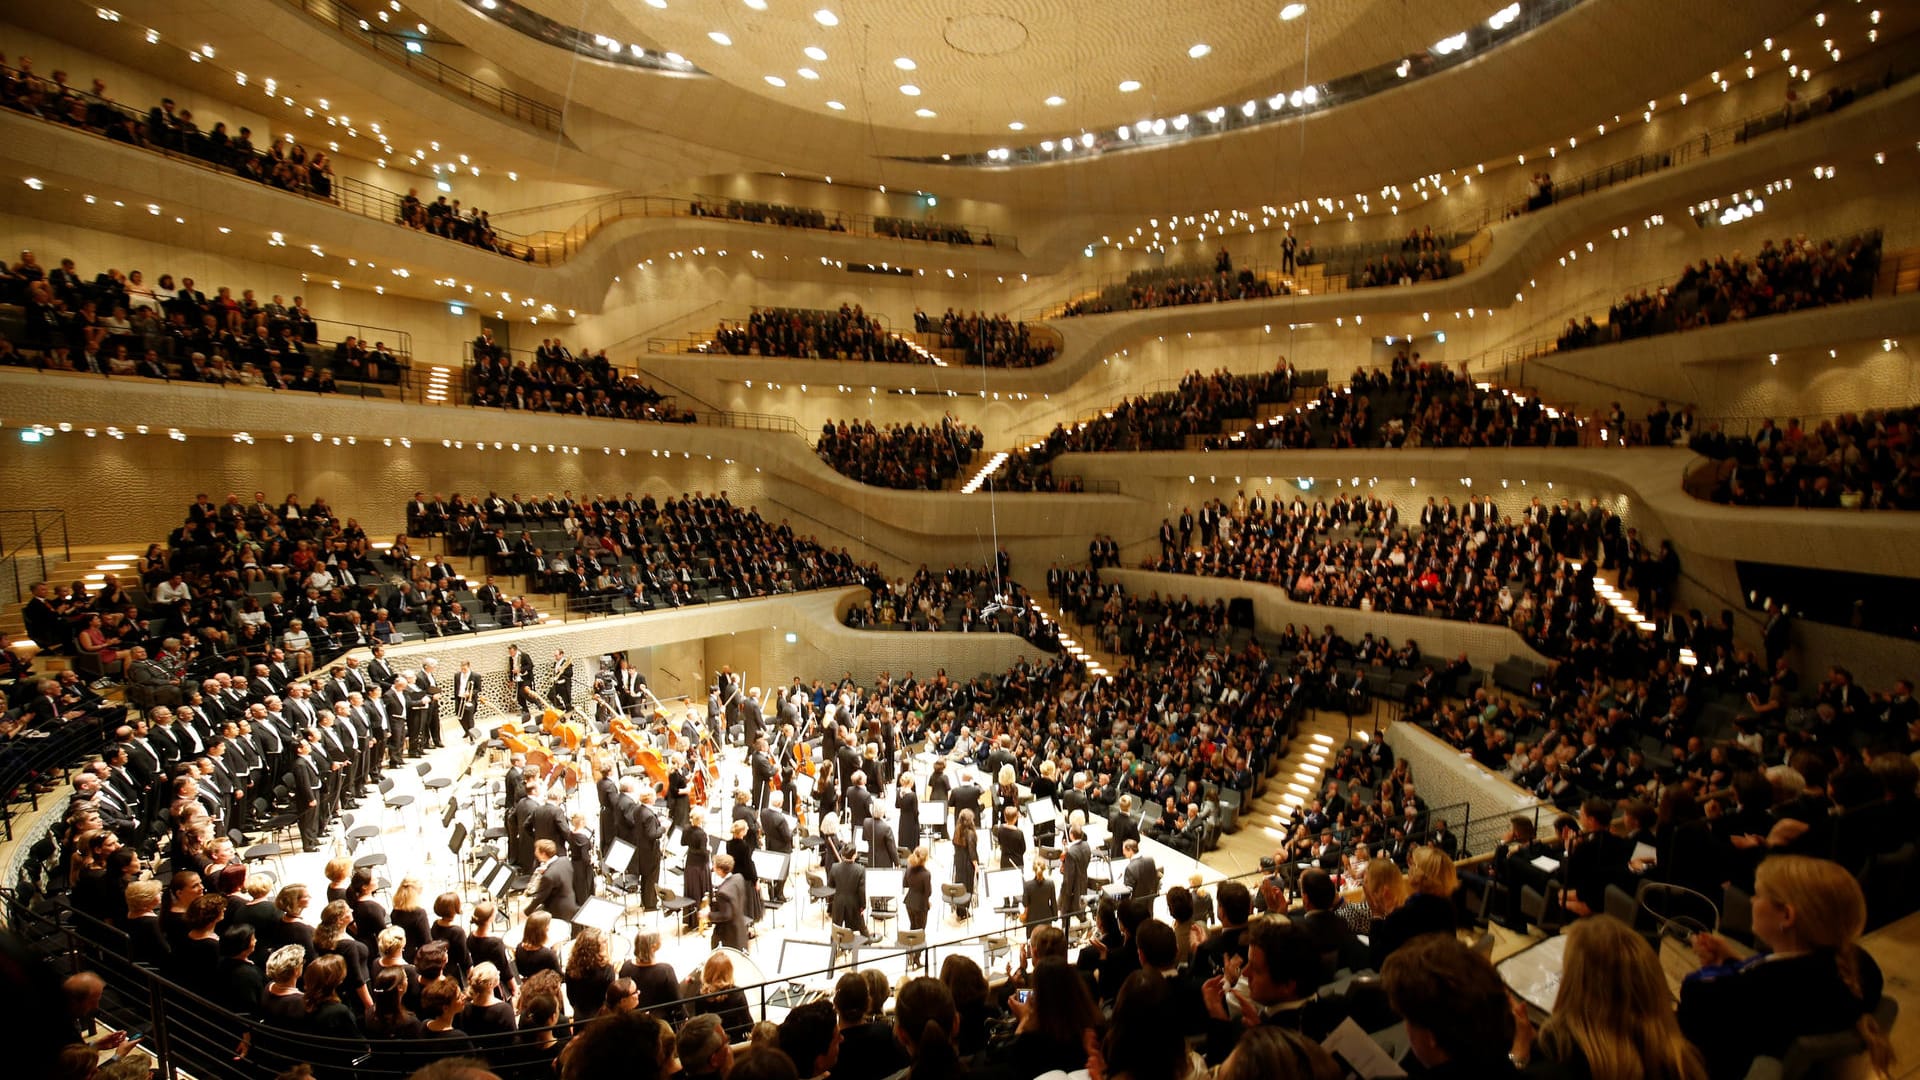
[{"left": 146, "top": 970, "right": 179, "bottom": 1080}]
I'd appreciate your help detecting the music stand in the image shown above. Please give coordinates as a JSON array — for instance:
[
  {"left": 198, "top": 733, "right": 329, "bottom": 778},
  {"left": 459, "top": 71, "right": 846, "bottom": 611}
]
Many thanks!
[
  {"left": 984, "top": 868, "right": 1023, "bottom": 901},
  {"left": 574, "top": 897, "right": 622, "bottom": 935},
  {"left": 750, "top": 849, "right": 791, "bottom": 885},
  {"left": 867, "top": 868, "right": 904, "bottom": 900},
  {"left": 442, "top": 799, "right": 460, "bottom": 830},
  {"left": 606, "top": 838, "right": 637, "bottom": 875},
  {"left": 922, "top": 800, "right": 948, "bottom": 840},
  {"left": 1028, "top": 799, "right": 1058, "bottom": 828},
  {"left": 447, "top": 822, "right": 468, "bottom": 859}
]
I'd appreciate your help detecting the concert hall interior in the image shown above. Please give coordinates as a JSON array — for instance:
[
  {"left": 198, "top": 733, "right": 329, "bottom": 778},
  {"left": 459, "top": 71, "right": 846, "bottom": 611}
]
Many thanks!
[{"left": 2, "top": 0, "right": 1920, "bottom": 1079}]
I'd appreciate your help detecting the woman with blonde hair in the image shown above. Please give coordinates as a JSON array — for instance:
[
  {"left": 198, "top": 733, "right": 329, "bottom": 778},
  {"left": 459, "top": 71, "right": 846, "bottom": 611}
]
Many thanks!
[
  {"left": 389, "top": 877, "right": 430, "bottom": 959},
  {"left": 1370, "top": 847, "right": 1461, "bottom": 969},
  {"left": 1512, "top": 914, "right": 1706, "bottom": 1080},
  {"left": 1680, "top": 855, "right": 1890, "bottom": 1079}
]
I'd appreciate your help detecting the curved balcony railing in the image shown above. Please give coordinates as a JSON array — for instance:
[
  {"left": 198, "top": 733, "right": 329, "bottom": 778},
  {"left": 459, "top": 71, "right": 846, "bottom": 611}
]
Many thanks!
[{"left": 276, "top": 0, "right": 566, "bottom": 132}]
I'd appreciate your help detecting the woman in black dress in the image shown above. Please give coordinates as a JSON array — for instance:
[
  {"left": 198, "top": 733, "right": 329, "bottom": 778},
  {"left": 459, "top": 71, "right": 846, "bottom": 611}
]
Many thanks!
[
  {"left": 389, "top": 878, "right": 432, "bottom": 961},
  {"left": 419, "top": 978, "right": 478, "bottom": 1058},
  {"left": 348, "top": 868, "right": 389, "bottom": 952},
  {"left": 364, "top": 967, "right": 423, "bottom": 1040},
  {"left": 430, "top": 892, "right": 471, "bottom": 984},
  {"left": 682, "top": 811, "right": 712, "bottom": 932},
  {"left": 165, "top": 895, "right": 225, "bottom": 997},
  {"left": 301, "top": 954, "right": 367, "bottom": 1078},
  {"left": 316, "top": 899, "right": 375, "bottom": 1015},
  {"left": 618, "top": 930, "right": 682, "bottom": 1025},
  {"left": 904, "top": 845, "right": 934, "bottom": 931},
  {"left": 461, "top": 961, "right": 518, "bottom": 1040},
  {"left": 468, "top": 900, "right": 516, "bottom": 998},
  {"left": 952, "top": 809, "right": 980, "bottom": 920},
  {"left": 562, "top": 928, "right": 617, "bottom": 1022},
  {"left": 513, "top": 911, "right": 561, "bottom": 982},
  {"left": 694, "top": 952, "right": 754, "bottom": 1042}
]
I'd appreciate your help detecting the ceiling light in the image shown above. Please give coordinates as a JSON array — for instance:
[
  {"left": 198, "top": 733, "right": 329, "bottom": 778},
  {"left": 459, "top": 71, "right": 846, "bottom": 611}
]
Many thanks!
[
  {"left": 743, "top": 0, "right": 767, "bottom": 7},
  {"left": 665, "top": 51, "right": 685, "bottom": 63},
  {"left": 812, "top": 8, "right": 838, "bottom": 26},
  {"left": 805, "top": 45, "right": 828, "bottom": 60},
  {"left": 914, "top": 107, "right": 936, "bottom": 117},
  {"left": 1118, "top": 79, "right": 1141, "bottom": 92},
  {"left": 1080, "top": 132, "right": 1094, "bottom": 147},
  {"left": 1188, "top": 43, "right": 1211, "bottom": 58},
  {"left": 797, "top": 67, "right": 818, "bottom": 78},
  {"left": 1008, "top": 121, "right": 1024, "bottom": 130},
  {"left": 765, "top": 74, "right": 786, "bottom": 86},
  {"left": 1280, "top": 2, "right": 1306, "bottom": 20},
  {"left": 899, "top": 84, "right": 920, "bottom": 95},
  {"left": 1044, "top": 95, "right": 1065, "bottom": 106},
  {"left": 645, "top": 0, "right": 665, "bottom": 7},
  {"left": 826, "top": 100, "right": 846, "bottom": 110},
  {"left": 894, "top": 57, "right": 916, "bottom": 70},
  {"left": 708, "top": 30, "right": 732, "bottom": 45},
  {"left": 22, "top": 177, "right": 43, "bottom": 191}
]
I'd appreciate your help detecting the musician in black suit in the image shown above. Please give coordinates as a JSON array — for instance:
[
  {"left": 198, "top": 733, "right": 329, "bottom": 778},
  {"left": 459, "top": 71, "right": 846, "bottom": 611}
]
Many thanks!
[
  {"left": 1060, "top": 824, "right": 1092, "bottom": 930},
  {"left": 760, "top": 792, "right": 795, "bottom": 902},
  {"left": 708, "top": 854, "right": 751, "bottom": 951},
  {"left": 620, "top": 781, "right": 666, "bottom": 910},
  {"left": 527, "top": 787, "right": 569, "bottom": 857},
  {"left": 291, "top": 740, "right": 323, "bottom": 851},
  {"left": 985, "top": 803, "right": 1025, "bottom": 873},
  {"left": 845, "top": 770, "right": 873, "bottom": 835},
  {"left": 1021, "top": 857, "right": 1058, "bottom": 936},
  {"left": 946, "top": 773, "right": 982, "bottom": 832},
  {"left": 548, "top": 649, "right": 573, "bottom": 711},
  {"left": 749, "top": 737, "right": 777, "bottom": 811},
  {"left": 1108, "top": 795, "right": 1140, "bottom": 857},
  {"left": 828, "top": 844, "right": 868, "bottom": 937},
  {"left": 367, "top": 644, "right": 397, "bottom": 690},
  {"left": 507, "top": 644, "right": 536, "bottom": 721},
  {"left": 865, "top": 803, "right": 900, "bottom": 868},
  {"left": 903, "top": 846, "right": 934, "bottom": 932},
  {"left": 896, "top": 774, "right": 921, "bottom": 852},
  {"left": 1121, "top": 838, "right": 1159, "bottom": 903},
  {"left": 527, "top": 839, "right": 579, "bottom": 922},
  {"left": 453, "top": 661, "right": 481, "bottom": 742}
]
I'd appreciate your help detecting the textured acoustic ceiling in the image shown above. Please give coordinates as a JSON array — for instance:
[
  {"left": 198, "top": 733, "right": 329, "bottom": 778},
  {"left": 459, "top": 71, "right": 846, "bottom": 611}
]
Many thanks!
[{"left": 597, "top": 0, "right": 1501, "bottom": 136}]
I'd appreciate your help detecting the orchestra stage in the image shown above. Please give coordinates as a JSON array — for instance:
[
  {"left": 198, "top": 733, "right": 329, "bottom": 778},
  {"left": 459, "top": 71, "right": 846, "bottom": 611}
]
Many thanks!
[{"left": 257, "top": 703, "right": 1230, "bottom": 1012}]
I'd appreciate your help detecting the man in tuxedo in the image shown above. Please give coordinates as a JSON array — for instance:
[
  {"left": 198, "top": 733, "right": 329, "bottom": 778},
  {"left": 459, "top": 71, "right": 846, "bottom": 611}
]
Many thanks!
[
  {"left": 760, "top": 792, "right": 794, "bottom": 902},
  {"left": 528, "top": 785, "right": 570, "bottom": 857},
  {"left": 367, "top": 644, "right": 396, "bottom": 689},
  {"left": 749, "top": 737, "right": 777, "bottom": 811},
  {"left": 865, "top": 803, "right": 900, "bottom": 868},
  {"left": 1021, "top": 857, "right": 1058, "bottom": 936},
  {"left": 993, "top": 806, "right": 1027, "bottom": 871},
  {"left": 416, "top": 658, "right": 444, "bottom": 749},
  {"left": 453, "top": 660, "right": 481, "bottom": 742},
  {"left": 896, "top": 773, "right": 921, "bottom": 852},
  {"left": 1108, "top": 795, "right": 1140, "bottom": 857},
  {"left": 947, "top": 771, "right": 982, "bottom": 832},
  {"left": 845, "top": 769, "right": 873, "bottom": 835},
  {"left": 1060, "top": 823, "right": 1092, "bottom": 930},
  {"left": 510, "top": 775, "right": 540, "bottom": 871},
  {"left": 1121, "top": 838, "right": 1159, "bottom": 902},
  {"left": 527, "top": 839, "right": 579, "bottom": 922},
  {"left": 622, "top": 782, "right": 666, "bottom": 910},
  {"left": 549, "top": 649, "right": 573, "bottom": 711},
  {"left": 827, "top": 844, "right": 868, "bottom": 937},
  {"left": 508, "top": 644, "right": 536, "bottom": 721},
  {"left": 290, "top": 739, "right": 323, "bottom": 851},
  {"left": 708, "top": 853, "right": 752, "bottom": 951},
  {"left": 380, "top": 678, "right": 410, "bottom": 766}
]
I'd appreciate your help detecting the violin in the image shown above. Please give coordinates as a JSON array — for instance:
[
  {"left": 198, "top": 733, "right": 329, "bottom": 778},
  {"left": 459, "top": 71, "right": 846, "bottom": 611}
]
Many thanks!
[{"left": 792, "top": 739, "right": 816, "bottom": 777}]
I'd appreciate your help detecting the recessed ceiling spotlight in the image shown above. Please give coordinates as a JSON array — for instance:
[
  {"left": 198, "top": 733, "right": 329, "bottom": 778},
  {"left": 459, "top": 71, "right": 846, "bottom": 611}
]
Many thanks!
[
  {"left": 1044, "top": 95, "right": 1065, "bottom": 106},
  {"left": 797, "top": 67, "right": 819, "bottom": 78},
  {"left": 708, "top": 30, "right": 732, "bottom": 45},
  {"left": 665, "top": 51, "right": 685, "bottom": 63},
  {"left": 765, "top": 74, "right": 786, "bottom": 86},
  {"left": 804, "top": 45, "right": 828, "bottom": 60},
  {"left": 1188, "top": 43, "right": 1211, "bottom": 58},
  {"left": 915, "top": 107, "right": 936, "bottom": 117},
  {"left": 743, "top": 0, "right": 767, "bottom": 8},
  {"left": 1118, "top": 79, "right": 1141, "bottom": 92},
  {"left": 825, "top": 99, "right": 846, "bottom": 109},
  {"left": 1280, "top": 3, "right": 1307, "bottom": 20},
  {"left": 899, "top": 84, "right": 921, "bottom": 95},
  {"left": 813, "top": 8, "right": 838, "bottom": 25},
  {"left": 894, "top": 57, "right": 916, "bottom": 70},
  {"left": 1008, "top": 120, "right": 1025, "bottom": 130}
]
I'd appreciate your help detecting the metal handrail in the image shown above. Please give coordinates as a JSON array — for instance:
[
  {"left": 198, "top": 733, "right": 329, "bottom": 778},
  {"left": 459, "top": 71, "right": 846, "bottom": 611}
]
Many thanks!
[
  {"left": 275, "top": 0, "right": 565, "bottom": 131},
  {"left": 0, "top": 508, "right": 71, "bottom": 610}
]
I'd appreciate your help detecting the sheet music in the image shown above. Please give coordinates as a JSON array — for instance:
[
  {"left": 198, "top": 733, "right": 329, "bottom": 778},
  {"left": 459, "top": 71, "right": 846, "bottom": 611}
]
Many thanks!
[
  {"left": 1321, "top": 1017, "right": 1408, "bottom": 1079},
  {"left": 605, "top": 838, "right": 636, "bottom": 871},
  {"left": 750, "top": 849, "right": 790, "bottom": 883},
  {"left": 1028, "top": 799, "right": 1058, "bottom": 826},
  {"left": 868, "top": 868, "right": 904, "bottom": 899},
  {"left": 1498, "top": 933, "right": 1570, "bottom": 1014},
  {"left": 984, "top": 868, "right": 1023, "bottom": 900}
]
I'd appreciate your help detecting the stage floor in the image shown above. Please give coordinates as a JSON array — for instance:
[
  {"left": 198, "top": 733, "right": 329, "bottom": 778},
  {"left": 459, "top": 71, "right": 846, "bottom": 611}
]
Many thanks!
[{"left": 258, "top": 712, "right": 1230, "bottom": 1014}]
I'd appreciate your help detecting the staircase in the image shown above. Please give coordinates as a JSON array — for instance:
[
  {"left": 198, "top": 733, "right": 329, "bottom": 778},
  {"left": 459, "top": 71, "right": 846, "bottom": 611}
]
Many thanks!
[{"left": 1207, "top": 709, "right": 1352, "bottom": 876}]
